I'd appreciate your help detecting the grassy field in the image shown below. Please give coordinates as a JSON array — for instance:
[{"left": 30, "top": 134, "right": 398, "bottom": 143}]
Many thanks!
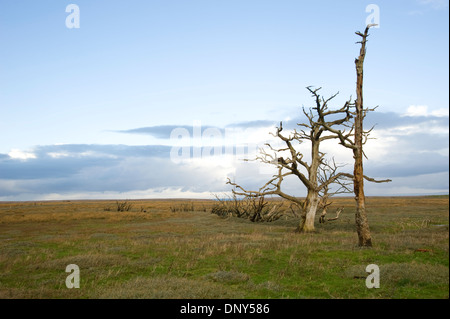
[{"left": 0, "top": 196, "right": 448, "bottom": 299}]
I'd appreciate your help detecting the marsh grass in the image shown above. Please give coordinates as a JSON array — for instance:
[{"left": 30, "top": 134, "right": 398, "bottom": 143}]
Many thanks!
[{"left": 0, "top": 196, "right": 448, "bottom": 299}]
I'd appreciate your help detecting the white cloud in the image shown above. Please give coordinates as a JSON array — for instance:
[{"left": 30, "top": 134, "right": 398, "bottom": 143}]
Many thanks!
[
  {"left": 39, "top": 188, "right": 218, "bottom": 201},
  {"left": 436, "top": 147, "right": 450, "bottom": 157},
  {"left": 47, "top": 152, "right": 71, "bottom": 159},
  {"left": 0, "top": 187, "right": 220, "bottom": 202},
  {"left": 374, "top": 123, "right": 448, "bottom": 137},
  {"left": 48, "top": 149, "right": 118, "bottom": 159},
  {"left": 431, "top": 108, "right": 450, "bottom": 117},
  {"left": 8, "top": 149, "right": 36, "bottom": 160},
  {"left": 403, "top": 105, "right": 449, "bottom": 118},
  {"left": 404, "top": 105, "right": 428, "bottom": 117}
]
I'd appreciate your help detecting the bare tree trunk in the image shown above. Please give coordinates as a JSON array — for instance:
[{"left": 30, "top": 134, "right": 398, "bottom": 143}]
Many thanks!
[
  {"left": 353, "top": 25, "right": 376, "bottom": 247},
  {"left": 298, "top": 133, "right": 321, "bottom": 232},
  {"left": 298, "top": 190, "right": 319, "bottom": 232},
  {"left": 354, "top": 133, "right": 371, "bottom": 246}
]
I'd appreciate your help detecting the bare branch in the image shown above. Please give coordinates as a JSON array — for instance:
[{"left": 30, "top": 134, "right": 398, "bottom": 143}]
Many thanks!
[{"left": 363, "top": 176, "right": 392, "bottom": 183}]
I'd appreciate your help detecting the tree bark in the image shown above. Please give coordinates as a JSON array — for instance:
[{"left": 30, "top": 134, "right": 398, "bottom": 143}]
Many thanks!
[
  {"left": 353, "top": 25, "right": 375, "bottom": 247},
  {"left": 298, "top": 130, "right": 321, "bottom": 232},
  {"left": 298, "top": 190, "right": 319, "bottom": 232}
]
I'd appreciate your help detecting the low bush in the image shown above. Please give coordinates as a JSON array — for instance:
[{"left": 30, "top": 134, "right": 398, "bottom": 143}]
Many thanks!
[
  {"left": 116, "top": 201, "right": 133, "bottom": 212},
  {"left": 170, "top": 202, "right": 195, "bottom": 212},
  {"left": 211, "top": 194, "right": 285, "bottom": 222}
]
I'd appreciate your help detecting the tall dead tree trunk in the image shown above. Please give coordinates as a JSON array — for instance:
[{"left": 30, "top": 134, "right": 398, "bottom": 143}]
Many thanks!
[
  {"left": 353, "top": 24, "right": 377, "bottom": 247},
  {"left": 316, "top": 24, "right": 390, "bottom": 245}
]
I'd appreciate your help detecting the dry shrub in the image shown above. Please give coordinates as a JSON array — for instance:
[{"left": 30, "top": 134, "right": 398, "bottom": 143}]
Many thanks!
[
  {"left": 116, "top": 201, "right": 133, "bottom": 212},
  {"left": 170, "top": 202, "right": 195, "bottom": 212},
  {"left": 211, "top": 194, "right": 287, "bottom": 222}
]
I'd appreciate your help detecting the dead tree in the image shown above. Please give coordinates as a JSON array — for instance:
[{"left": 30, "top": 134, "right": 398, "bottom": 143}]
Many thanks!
[
  {"left": 227, "top": 89, "right": 355, "bottom": 233},
  {"left": 318, "top": 24, "right": 391, "bottom": 246},
  {"left": 353, "top": 25, "right": 375, "bottom": 247},
  {"left": 228, "top": 26, "right": 391, "bottom": 235}
]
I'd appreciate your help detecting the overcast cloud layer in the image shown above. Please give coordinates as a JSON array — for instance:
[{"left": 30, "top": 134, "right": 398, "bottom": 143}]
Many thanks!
[{"left": 0, "top": 110, "right": 448, "bottom": 201}]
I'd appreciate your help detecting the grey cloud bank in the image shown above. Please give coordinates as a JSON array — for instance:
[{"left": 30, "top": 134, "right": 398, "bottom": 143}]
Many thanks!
[{"left": 0, "top": 112, "right": 448, "bottom": 201}]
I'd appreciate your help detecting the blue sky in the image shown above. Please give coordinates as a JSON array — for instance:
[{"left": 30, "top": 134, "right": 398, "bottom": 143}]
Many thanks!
[{"left": 0, "top": 0, "right": 448, "bottom": 200}]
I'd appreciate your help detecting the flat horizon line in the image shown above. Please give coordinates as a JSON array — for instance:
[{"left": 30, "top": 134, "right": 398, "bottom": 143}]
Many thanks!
[{"left": 0, "top": 194, "right": 448, "bottom": 204}]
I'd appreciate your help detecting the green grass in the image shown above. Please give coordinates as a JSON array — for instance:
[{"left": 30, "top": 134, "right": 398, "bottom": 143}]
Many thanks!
[{"left": 0, "top": 196, "right": 448, "bottom": 299}]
